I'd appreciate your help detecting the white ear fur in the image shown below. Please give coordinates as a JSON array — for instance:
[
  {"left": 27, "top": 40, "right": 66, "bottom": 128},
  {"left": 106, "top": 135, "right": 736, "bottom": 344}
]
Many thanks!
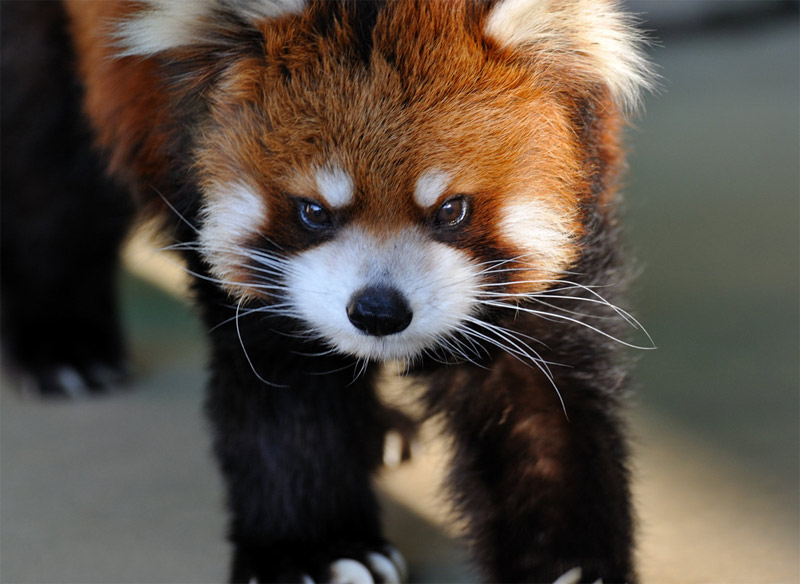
[
  {"left": 115, "top": 0, "right": 306, "bottom": 57},
  {"left": 484, "top": 0, "right": 654, "bottom": 112}
]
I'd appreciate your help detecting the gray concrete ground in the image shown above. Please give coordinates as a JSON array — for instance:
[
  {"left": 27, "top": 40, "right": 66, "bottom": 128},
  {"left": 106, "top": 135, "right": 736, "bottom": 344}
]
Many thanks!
[{"left": 2, "top": 14, "right": 798, "bottom": 584}]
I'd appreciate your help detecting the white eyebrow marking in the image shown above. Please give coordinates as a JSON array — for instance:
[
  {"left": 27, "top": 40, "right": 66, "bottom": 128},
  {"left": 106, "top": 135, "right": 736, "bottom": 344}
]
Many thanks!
[
  {"left": 414, "top": 169, "right": 451, "bottom": 208},
  {"left": 315, "top": 166, "right": 354, "bottom": 209}
]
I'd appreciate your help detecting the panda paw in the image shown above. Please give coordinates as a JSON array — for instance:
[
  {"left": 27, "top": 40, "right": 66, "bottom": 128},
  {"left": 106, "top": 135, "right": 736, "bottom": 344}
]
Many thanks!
[
  {"left": 5, "top": 356, "right": 129, "bottom": 398},
  {"left": 237, "top": 543, "right": 408, "bottom": 584}
]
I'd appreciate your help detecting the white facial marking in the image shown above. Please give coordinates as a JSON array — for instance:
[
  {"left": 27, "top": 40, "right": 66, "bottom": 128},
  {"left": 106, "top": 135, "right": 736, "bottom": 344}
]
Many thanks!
[
  {"left": 115, "top": 0, "right": 307, "bottom": 57},
  {"left": 198, "top": 181, "right": 267, "bottom": 284},
  {"left": 315, "top": 166, "right": 354, "bottom": 209},
  {"left": 284, "top": 227, "right": 481, "bottom": 362},
  {"left": 414, "top": 169, "right": 451, "bottom": 209},
  {"left": 499, "top": 198, "right": 577, "bottom": 276}
]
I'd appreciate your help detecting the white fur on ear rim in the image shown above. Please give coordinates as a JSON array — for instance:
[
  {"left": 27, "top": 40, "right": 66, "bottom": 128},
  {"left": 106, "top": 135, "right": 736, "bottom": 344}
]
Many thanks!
[
  {"left": 115, "top": 0, "right": 307, "bottom": 57},
  {"left": 484, "top": 0, "right": 654, "bottom": 112}
]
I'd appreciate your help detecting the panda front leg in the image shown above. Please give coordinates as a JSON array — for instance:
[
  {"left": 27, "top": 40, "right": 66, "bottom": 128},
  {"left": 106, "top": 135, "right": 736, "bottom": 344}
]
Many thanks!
[
  {"left": 428, "top": 352, "right": 636, "bottom": 584},
  {"left": 0, "top": 1, "right": 134, "bottom": 397},
  {"left": 202, "top": 309, "right": 406, "bottom": 584}
]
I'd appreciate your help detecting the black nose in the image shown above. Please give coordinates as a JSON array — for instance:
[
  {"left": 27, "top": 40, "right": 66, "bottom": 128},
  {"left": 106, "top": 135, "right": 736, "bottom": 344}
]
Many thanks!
[{"left": 346, "top": 285, "right": 413, "bottom": 337}]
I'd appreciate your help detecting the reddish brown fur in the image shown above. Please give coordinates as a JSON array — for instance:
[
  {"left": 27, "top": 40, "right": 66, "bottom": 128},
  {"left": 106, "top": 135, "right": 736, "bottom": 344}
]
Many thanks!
[
  {"left": 64, "top": 0, "right": 629, "bottom": 298},
  {"left": 64, "top": 1, "right": 178, "bottom": 199}
]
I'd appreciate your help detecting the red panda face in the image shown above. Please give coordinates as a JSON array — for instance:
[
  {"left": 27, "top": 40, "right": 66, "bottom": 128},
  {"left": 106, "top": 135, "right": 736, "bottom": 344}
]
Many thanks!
[
  {"left": 191, "top": 10, "right": 588, "bottom": 362},
  {"left": 105, "top": 0, "right": 652, "bottom": 364}
]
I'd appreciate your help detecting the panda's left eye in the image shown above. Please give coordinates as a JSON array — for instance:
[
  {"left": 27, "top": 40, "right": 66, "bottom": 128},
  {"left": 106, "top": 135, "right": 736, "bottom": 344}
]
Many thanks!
[
  {"left": 434, "top": 195, "right": 469, "bottom": 228},
  {"left": 298, "top": 200, "right": 333, "bottom": 230}
]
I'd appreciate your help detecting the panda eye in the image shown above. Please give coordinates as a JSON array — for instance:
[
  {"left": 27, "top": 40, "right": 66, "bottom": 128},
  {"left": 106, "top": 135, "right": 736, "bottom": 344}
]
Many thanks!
[
  {"left": 434, "top": 195, "right": 469, "bottom": 228},
  {"left": 298, "top": 200, "right": 333, "bottom": 230}
]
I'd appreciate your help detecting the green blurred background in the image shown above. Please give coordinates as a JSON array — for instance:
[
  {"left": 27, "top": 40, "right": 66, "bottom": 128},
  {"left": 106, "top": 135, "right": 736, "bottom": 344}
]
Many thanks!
[{"left": 628, "top": 0, "right": 798, "bottom": 516}]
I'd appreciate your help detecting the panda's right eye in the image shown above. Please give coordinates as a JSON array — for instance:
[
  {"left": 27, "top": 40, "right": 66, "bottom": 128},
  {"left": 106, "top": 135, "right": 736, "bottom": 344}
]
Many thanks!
[{"left": 298, "top": 199, "right": 333, "bottom": 230}]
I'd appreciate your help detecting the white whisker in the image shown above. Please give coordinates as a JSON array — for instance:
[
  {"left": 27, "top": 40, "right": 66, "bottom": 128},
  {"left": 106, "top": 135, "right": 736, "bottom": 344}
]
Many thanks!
[
  {"left": 464, "top": 316, "right": 560, "bottom": 371},
  {"left": 350, "top": 357, "right": 371, "bottom": 384},
  {"left": 292, "top": 347, "right": 339, "bottom": 358},
  {"left": 436, "top": 333, "right": 485, "bottom": 367},
  {"left": 459, "top": 318, "right": 569, "bottom": 419},
  {"left": 152, "top": 187, "right": 202, "bottom": 235},
  {"left": 235, "top": 296, "right": 289, "bottom": 388},
  {"left": 208, "top": 302, "right": 298, "bottom": 332},
  {"left": 308, "top": 360, "right": 360, "bottom": 376},
  {"left": 479, "top": 300, "right": 655, "bottom": 351}
]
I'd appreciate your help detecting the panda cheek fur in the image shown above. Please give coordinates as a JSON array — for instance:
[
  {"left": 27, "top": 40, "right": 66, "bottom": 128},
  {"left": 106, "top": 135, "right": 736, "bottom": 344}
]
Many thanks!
[
  {"left": 197, "top": 181, "right": 271, "bottom": 299},
  {"left": 495, "top": 198, "right": 583, "bottom": 294}
]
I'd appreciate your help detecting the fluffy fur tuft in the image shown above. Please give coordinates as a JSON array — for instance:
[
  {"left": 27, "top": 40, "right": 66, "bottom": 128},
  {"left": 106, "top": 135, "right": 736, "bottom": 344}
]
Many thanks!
[
  {"left": 484, "top": 0, "right": 655, "bottom": 112},
  {"left": 114, "top": 0, "right": 306, "bottom": 56}
]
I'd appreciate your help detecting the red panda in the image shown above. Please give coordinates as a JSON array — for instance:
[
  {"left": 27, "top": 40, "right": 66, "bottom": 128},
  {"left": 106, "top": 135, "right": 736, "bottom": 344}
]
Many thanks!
[{"left": 0, "top": 1, "right": 653, "bottom": 582}]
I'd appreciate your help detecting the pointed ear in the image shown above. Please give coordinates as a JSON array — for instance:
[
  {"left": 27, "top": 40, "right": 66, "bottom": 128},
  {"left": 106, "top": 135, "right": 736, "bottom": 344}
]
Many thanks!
[
  {"left": 114, "top": 0, "right": 306, "bottom": 57},
  {"left": 484, "top": 0, "right": 654, "bottom": 113}
]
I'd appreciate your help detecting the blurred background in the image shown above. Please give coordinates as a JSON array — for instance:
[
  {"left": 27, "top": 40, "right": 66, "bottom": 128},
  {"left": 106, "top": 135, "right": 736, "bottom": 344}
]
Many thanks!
[{"left": 2, "top": 2, "right": 798, "bottom": 583}]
